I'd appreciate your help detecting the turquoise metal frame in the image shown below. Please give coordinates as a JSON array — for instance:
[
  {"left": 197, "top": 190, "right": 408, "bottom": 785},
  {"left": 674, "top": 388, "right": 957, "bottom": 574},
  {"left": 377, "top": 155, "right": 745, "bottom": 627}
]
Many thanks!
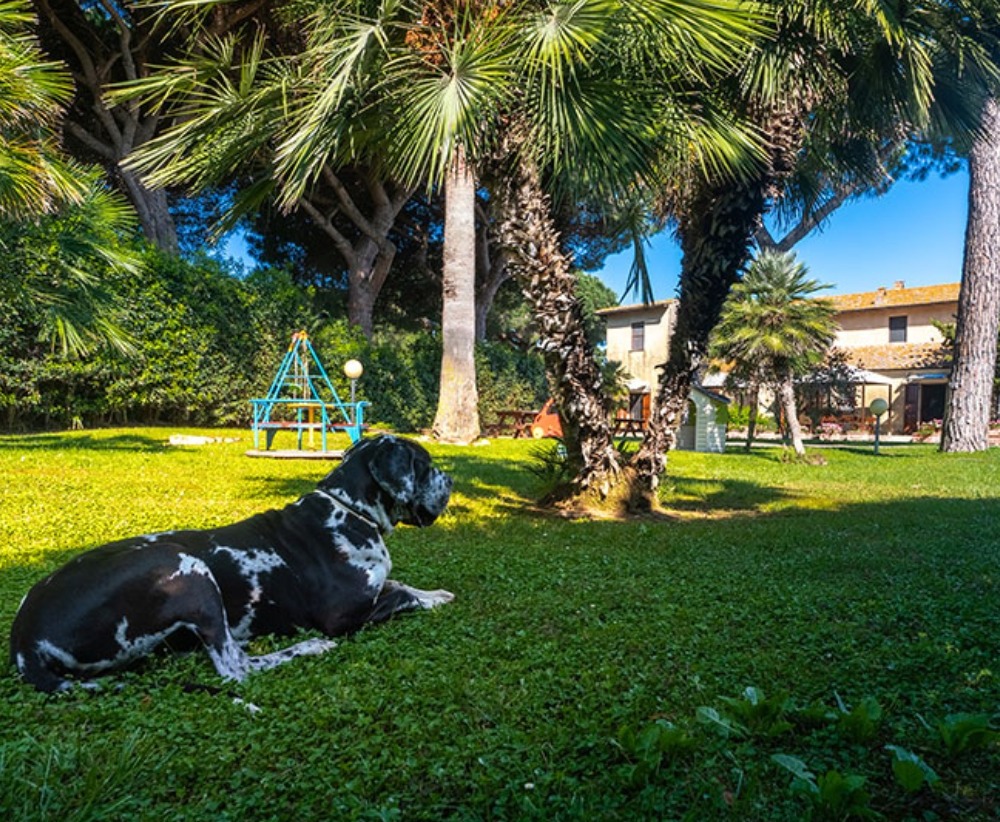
[{"left": 250, "top": 331, "right": 367, "bottom": 451}]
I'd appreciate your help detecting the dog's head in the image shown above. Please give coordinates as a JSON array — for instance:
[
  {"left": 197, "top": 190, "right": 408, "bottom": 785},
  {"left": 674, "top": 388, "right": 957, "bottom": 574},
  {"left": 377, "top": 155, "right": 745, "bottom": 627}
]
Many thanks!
[{"left": 321, "top": 435, "right": 452, "bottom": 528}]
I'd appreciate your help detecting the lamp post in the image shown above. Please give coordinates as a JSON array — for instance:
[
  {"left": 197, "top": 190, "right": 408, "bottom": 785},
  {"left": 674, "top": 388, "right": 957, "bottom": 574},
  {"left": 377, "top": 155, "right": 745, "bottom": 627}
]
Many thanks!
[
  {"left": 869, "top": 397, "right": 889, "bottom": 455},
  {"left": 343, "top": 359, "right": 363, "bottom": 407}
]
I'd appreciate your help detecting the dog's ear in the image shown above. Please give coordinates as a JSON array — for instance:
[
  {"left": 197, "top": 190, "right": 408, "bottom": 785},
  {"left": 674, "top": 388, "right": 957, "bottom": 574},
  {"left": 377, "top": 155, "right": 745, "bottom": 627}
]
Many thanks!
[{"left": 367, "top": 438, "right": 416, "bottom": 504}]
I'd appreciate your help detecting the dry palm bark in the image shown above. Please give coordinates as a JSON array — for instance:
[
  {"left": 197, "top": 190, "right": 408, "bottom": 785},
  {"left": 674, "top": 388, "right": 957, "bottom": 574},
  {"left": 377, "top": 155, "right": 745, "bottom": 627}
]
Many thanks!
[
  {"left": 629, "top": 99, "right": 808, "bottom": 509},
  {"left": 494, "top": 158, "right": 621, "bottom": 497}
]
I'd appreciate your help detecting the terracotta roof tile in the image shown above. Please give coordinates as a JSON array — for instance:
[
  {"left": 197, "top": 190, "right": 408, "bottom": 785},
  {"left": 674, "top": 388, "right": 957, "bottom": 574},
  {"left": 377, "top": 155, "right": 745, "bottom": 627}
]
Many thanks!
[
  {"left": 830, "top": 283, "right": 960, "bottom": 312},
  {"left": 841, "top": 343, "right": 952, "bottom": 371},
  {"left": 595, "top": 299, "right": 674, "bottom": 316}
]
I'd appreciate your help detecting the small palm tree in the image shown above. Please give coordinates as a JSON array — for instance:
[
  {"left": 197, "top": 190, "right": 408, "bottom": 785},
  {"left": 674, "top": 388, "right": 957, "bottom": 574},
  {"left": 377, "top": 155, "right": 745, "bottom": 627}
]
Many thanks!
[{"left": 709, "top": 251, "right": 837, "bottom": 457}]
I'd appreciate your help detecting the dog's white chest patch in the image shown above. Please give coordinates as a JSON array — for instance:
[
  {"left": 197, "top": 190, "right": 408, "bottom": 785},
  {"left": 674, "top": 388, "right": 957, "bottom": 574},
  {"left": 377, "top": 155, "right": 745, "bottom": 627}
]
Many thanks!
[{"left": 342, "top": 536, "right": 390, "bottom": 592}]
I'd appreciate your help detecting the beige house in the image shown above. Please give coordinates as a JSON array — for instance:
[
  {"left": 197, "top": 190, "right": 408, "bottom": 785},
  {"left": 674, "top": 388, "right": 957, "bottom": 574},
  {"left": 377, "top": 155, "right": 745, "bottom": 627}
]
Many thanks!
[
  {"left": 596, "top": 299, "right": 728, "bottom": 452},
  {"left": 597, "top": 280, "right": 959, "bottom": 438},
  {"left": 828, "top": 281, "right": 958, "bottom": 434}
]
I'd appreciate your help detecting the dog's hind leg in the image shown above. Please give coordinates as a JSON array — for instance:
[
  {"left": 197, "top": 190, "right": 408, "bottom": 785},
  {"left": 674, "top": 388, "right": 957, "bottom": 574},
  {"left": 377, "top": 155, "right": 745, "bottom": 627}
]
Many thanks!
[
  {"left": 11, "top": 646, "right": 73, "bottom": 694},
  {"left": 206, "top": 634, "right": 337, "bottom": 682},
  {"left": 158, "top": 558, "right": 336, "bottom": 682}
]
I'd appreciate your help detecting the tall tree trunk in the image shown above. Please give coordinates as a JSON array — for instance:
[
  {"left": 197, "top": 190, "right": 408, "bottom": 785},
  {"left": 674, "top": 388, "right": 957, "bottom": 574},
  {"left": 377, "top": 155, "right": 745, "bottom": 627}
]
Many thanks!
[
  {"left": 941, "top": 96, "right": 1000, "bottom": 453},
  {"left": 777, "top": 374, "right": 806, "bottom": 456},
  {"left": 629, "top": 174, "right": 768, "bottom": 509},
  {"left": 629, "top": 92, "right": 809, "bottom": 510},
  {"left": 494, "top": 160, "right": 620, "bottom": 497},
  {"left": 432, "top": 148, "right": 480, "bottom": 444},
  {"left": 474, "top": 205, "right": 511, "bottom": 342},
  {"left": 745, "top": 380, "right": 760, "bottom": 452},
  {"left": 299, "top": 169, "right": 412, "bottom": 338},
  {"left": 120, "top": 169, "right": 178, "bottom": 253}
]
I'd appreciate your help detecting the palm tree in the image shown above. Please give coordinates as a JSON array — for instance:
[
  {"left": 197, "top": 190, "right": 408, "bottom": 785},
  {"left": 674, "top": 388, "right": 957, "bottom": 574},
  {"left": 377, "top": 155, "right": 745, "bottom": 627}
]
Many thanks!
[
  {"left": 629, "top": 0, "right": 994, "bottom": 506},
  {"left": 126, "top": 0, "right": 764, "bottom": 463},
  {"left": 0, "top": 1, "right": 137, "bottom": 355},
  {"left": 0, "top": 0, "right": 83, "bottom": 217},
  {"left": 709, "top": 251, "right": 837, "bottom": 457}
]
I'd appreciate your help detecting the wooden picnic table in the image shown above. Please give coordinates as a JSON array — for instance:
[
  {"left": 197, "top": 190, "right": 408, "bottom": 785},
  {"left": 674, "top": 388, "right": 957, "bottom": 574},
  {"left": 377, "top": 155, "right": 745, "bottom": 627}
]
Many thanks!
[
  {"left": 612, "top": 416, "right": 647, "bottom": 437},
  {"left": 489, "top": 409, "right": 539, "bottom": 438}
]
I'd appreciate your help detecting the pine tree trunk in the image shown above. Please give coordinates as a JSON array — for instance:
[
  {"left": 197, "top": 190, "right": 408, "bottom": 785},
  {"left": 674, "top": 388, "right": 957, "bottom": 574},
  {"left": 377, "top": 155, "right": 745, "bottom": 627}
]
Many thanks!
[
  {"left": 432, "top": 148, "right": 480, "bottom": 444},
  {"left": 941, "top": 96, "right": 1000, "bottom": 453},
  {"left": 120, "top": 169, "right": 178, "bottom": 253},
  {"left": 494, "top": 161, "right": 620, "bottom": 496}
]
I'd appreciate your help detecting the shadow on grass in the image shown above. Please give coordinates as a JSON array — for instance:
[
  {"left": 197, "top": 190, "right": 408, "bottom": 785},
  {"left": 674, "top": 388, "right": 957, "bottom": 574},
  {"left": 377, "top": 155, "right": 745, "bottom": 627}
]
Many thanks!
[
  {"left": 242, "top": 475, "right": 319, "bottom": 500},
  {"left": 664, "top": 477, "right": 793, "bottom": 514},
  {"left": 235, "top": 450, "right": 541, "bottom": 521},
  {"left": 0, "top": 432, "right": 167, "bottom": 452}
]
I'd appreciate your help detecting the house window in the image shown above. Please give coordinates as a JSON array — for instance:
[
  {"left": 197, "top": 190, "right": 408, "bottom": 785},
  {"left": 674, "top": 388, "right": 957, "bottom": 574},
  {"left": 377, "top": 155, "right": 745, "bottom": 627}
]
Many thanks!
[
  {"left": 889, "top": 315, "right": 907, "bottom": 343},
  {"left": 630, "top": 322, "right": 645, "bottom": 351}
]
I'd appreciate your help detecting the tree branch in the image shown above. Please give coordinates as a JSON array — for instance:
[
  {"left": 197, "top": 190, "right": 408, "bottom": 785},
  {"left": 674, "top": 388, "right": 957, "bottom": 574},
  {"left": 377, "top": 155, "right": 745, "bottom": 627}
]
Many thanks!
[
  {"left": 298, "top": 196, "right": 357, "bottom": 264},
  {"left": 320, "top": 165, "right": 376, "bottom": 239}
]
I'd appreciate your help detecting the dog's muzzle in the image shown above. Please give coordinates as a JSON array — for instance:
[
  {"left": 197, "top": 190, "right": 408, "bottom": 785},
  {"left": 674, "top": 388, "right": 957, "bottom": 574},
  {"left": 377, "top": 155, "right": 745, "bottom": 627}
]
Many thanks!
[{"left": 405, "top": 468, "right": 452, "bottom": 527}]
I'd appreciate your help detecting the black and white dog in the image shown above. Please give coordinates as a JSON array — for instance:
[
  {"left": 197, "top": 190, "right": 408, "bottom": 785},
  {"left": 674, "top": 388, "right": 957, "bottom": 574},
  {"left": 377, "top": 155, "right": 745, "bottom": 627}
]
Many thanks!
[{"left": 10, "top": 435, "right": 454, "bottom": 693}]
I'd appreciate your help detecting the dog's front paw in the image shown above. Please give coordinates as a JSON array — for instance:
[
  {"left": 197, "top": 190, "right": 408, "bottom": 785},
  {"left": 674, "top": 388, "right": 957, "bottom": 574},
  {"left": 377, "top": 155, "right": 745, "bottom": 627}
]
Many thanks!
[
  {"left": 299, "top": 638, "right": 338, "bottom": 656},
  {"left": 420, "top": 589, "right": 455, "bottom": 608}
]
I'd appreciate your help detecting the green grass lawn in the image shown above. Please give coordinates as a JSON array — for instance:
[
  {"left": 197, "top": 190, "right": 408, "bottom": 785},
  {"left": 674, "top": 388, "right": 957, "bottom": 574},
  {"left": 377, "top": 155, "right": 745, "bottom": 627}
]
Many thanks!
[{"left": 1, "top": 429, "right": 997, "bottom": 820}]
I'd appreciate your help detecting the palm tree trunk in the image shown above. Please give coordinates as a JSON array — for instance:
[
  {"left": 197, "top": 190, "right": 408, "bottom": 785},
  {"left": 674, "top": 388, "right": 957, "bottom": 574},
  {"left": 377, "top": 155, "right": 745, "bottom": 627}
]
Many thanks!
[
  {"left": 629, "top": 173, "right": 768, "bottom": 509},
  {"left": 432, "top": 147, "right": 480, "bottom": 444},
  {"left": 941, "top": 96, "right": 1000, "bottom": 453},
  {"left": 777, "top": 375, "right": 806, "bottom": 456},
  {"left": 494, "top": 160, "right": 620, "bottom": 496},
  {"left": 628, "top": 94, "right": 808, "bottom": 509},
  {"left": 745, "top": 381, "right": 760, "bottom": 452}
]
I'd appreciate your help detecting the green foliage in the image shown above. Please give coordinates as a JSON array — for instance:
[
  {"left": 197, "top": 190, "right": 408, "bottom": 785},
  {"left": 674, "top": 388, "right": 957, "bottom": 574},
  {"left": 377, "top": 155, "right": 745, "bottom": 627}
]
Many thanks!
[
  {"left": 616, "top": 720, "right": 698, "bottom": 783},
  {"left": 885, "top": 745, "right": 940, "bottom": 794},
  {"left": 773, "top": 756, "right": 878, "bottom": 821},
  {"left": 718, "top": 686, "right": 794, "bottom": 737},
  {"left": 309, "top": 323, "right": 547, "bottom": 433},
  {"left": 710, "top": 250, "right": 837, "bottom": 387},
  {"left": 836, "top": 696, "right": 884, "bottom": 744},
  {"left": 0, "top": 239, "right": 549, "bottom": 433},
  {"left": 0, "top": 246, "right": 313, "bottom": 430},
  {"left": 476, "top": 343, "right": 548, "bottom": 426},
  {"left": 936, "top": 713, "right": 999, "bottom": 758},
  {"left": 525, "top": 438, "right": 572, "bottom": 494}
]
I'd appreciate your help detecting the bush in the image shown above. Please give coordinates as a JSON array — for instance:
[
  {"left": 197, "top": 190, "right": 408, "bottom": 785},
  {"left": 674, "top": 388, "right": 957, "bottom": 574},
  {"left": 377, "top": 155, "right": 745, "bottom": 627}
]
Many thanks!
[{"left": 0, "top": 248, "right": 313, "bottom": 430}]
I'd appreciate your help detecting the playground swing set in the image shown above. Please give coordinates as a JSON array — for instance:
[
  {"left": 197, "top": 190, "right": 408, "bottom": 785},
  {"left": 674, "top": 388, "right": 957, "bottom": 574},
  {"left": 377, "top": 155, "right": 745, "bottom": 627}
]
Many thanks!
[{"left": 248, "top": 331, "right": 368, "bottom": 458}]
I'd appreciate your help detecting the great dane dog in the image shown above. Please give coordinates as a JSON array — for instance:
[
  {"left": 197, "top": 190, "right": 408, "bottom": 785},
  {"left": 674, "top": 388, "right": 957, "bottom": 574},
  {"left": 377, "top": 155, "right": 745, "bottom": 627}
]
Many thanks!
[{"left": 10, "top": 435, "right": 453, "bottom": 692}]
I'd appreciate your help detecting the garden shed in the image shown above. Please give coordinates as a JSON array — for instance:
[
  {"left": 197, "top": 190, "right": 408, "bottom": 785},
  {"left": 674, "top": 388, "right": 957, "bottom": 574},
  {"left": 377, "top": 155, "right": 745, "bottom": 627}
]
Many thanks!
[{"left": 675, "top": 386, "right": 729, "bottom": 453}]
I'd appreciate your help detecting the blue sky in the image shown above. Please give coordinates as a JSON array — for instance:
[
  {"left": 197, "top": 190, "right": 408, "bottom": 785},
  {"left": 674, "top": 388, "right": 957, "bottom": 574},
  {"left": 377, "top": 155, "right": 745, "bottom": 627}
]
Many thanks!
[
  {"left": 223, "top": 163, "right": 969, "bottom": 302},
  {"left": 592, "top": 164, "right": 969, "bottom": 302}
]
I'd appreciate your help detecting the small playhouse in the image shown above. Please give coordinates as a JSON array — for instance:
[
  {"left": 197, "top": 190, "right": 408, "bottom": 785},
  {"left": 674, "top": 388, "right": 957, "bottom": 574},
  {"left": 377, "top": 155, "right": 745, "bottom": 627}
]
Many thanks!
[
  {"left": 248, "top": 331, "right": 367, "bottom": 457},
  {"left": 675, "top": 386, "right": 730, "bottom": 453}
]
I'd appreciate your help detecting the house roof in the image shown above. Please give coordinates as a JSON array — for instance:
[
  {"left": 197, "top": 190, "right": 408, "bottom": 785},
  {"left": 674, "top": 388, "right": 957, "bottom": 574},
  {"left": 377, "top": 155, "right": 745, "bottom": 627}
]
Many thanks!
[
  {"left": 842, "top": 342, "right": 952, "bottom": 371},
  {"left": 595, "top": 299, "right": 674, "bottom": 317},
  {"left": 829, "top": 282, "right": 960, "bottom": 313}
]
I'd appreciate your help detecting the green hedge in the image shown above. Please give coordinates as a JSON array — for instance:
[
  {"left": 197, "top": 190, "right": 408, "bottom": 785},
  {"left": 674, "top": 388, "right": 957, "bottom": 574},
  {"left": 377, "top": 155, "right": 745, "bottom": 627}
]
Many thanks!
[{"left": 0, "top": 250, "right": 548, "bottom": 433}]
